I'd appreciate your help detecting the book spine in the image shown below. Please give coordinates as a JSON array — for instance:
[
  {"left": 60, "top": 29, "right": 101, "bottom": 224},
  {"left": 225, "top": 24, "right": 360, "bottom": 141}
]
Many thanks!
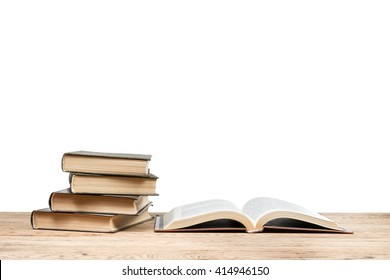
[
  {"left": 61, "top": 153, "right": 67, "bottom": 172},
  {"left": 30, "top": 211, "right": 36, "bottom": 229},
  {"left": 68, "top": 173, "right": 74, "bottom": 185},
  {"left": 48, "top": 192, "right": 55, "bottom": 211},
  {"left": 69, "top": 174, "right": 76, "bottom": 193}
]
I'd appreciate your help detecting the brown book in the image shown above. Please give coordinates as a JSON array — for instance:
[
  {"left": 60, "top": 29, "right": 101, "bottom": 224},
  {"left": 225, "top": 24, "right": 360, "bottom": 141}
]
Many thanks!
[
  {"left": 31, "top": 205, "right": 153, "bottom": 233},
  {"left": 62, "top": 151, "right": 152, "bottom": 176},
  {"left": 154, "top": 197, "right": 352, "bottom": 233},
  {"left": 49, "top": 189, "right": 151, "bottom": 215},
  {"left": 70, "top": 173, "right": 158, "bottom": 195}
]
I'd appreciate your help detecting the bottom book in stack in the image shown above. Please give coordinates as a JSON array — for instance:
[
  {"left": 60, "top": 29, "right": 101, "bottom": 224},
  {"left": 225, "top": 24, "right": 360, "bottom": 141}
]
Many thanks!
[{"left": 31, "top": 189, "right": 153, "bottom": 233}]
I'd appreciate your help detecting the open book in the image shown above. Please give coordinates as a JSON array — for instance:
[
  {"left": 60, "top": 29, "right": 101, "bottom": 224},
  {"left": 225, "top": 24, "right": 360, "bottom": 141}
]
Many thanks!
[{"left": 155, "top": 197, "right": 352, "bottom": 233}]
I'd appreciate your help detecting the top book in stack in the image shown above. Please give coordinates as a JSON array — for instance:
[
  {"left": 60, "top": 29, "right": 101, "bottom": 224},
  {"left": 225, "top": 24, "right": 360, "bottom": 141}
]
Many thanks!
[{"left": 62, "top": 151, "right": 151, "bottom": 176}]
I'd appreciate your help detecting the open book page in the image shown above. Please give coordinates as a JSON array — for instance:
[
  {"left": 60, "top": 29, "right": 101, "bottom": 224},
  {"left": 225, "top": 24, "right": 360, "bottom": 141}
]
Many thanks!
[
  {"left": 162, "top": 199, "right": 241, "bottom": 229},
  {"left": 242, "top": 197, "right": 335, "bottom": 228},
  {"left": 156, "top": 197, "right": 351, "bottom": 233}
]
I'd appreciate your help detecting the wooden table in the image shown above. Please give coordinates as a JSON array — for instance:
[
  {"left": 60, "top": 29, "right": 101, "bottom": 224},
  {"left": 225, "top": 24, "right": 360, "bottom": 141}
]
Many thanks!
[{"left": 0, "top": 212, "right": 389, "bottom": 259}]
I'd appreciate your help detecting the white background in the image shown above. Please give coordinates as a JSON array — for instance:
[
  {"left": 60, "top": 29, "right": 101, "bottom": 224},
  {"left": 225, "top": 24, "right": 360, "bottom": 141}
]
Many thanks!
[
  {"left": 1, "top": 0, "right": 390, "bottom": 212},
  {"left": 2, "top": 260, "right": 390, "bottom": 280}
]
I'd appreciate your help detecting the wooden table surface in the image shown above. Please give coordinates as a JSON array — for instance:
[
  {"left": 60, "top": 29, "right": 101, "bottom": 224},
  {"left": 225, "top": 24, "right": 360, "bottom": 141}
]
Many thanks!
[{"left": 0, "top": 212, "right": 389, "bottom": 260}]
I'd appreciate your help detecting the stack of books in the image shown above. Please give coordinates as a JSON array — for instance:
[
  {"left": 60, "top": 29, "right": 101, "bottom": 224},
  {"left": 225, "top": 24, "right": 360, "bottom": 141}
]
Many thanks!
[{"left": 31, "top": 151, "right": 158, "bottom": 233}]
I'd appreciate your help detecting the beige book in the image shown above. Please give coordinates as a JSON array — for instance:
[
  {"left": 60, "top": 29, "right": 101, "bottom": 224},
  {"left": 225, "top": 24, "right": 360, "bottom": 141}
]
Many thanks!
[
  {"left": 155, "top": 197, "right": 352, "bottom": 233},
  {"left": 50, "top": 189, "right": 151, "bottom": 215},
  {"left": 31, "top": 205, "right": 153, "bottom": 233},
  {"left": 70, "top": 173, "right": 158, "bottom": 195},
  {"left": 62, "top": 151, "right": 151, "bottom": 176}
]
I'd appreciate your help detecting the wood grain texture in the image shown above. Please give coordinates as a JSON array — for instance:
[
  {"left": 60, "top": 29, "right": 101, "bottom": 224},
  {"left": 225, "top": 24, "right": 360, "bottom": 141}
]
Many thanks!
[{"left": 0, "top": 212, "right": 389, "bottom": 259}]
